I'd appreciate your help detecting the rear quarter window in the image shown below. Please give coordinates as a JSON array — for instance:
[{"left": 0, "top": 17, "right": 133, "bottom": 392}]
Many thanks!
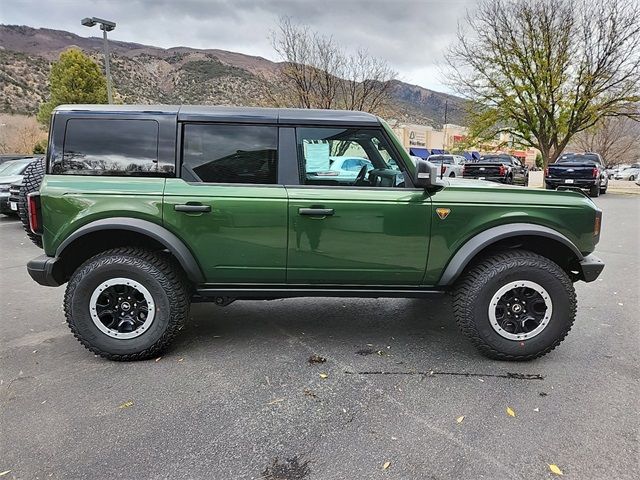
[{"left": 53, "top": 118, "right": 160, "bottom": 176}]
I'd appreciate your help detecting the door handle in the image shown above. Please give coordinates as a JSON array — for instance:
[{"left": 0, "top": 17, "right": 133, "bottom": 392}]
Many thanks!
[
  {"left": 175, "top": 204, "right": 211, "bottom": 213},
  {"left": 298, "top": 208, "right": 334, "bottom": 216}
]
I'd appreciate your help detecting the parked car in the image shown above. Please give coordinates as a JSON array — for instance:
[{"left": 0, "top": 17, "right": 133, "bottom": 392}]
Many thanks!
[
  {"left": 25, "top": 104, "right": 604, "bottom": 363},
  {"left": 614, "top": 163, "right": 640, "bottom": 181},
  {"left": 426, "top": 154, "right": 465, "bottom": 178},
  {"left": 545, "top": 153, "right": 608, "bottom": 197},
  {"left": 0, "top": 158, "right": 37, "bottom": 216},
  {"left": 462, "top": 154, "right": 529, "bottom": 185},
  {"left": 306, "top": 156, "right": 374, "bottom": 184}
]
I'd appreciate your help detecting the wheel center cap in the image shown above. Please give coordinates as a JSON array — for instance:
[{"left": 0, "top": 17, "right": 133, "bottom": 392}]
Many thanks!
[
  {"left": 511, "top": 303, "right": 523, "bottom": 313},
  {"left": 120, "top": 301, "right": 131, "bottom": 312}
]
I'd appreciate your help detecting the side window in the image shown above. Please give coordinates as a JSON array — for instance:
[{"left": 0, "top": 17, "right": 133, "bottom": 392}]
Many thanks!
[
  {"left": 297, "top": 127, "right": 406, "bottom": 187},
  {"left": 56, "top": 118, "right": 160, "bottom": 176},
  {"left": 182, "top": 124, "right": 277, "bottom": 184}
]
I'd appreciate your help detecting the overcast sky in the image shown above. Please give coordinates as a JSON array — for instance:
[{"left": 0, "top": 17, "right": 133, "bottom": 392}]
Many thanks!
[{"left": 2, "top": 0, "right": 478, "bottom": 92}]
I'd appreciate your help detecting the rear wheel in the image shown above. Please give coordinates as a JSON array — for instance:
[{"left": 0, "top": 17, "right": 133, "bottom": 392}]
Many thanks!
[
  {"left": 64, "top": 247, "right": 190, "bottom": 361},
  {"left": 453, "top": 250, "right": 576, "bottom": 361},
  {"left": 589, "top": 183, "right": 600, "bottom": 197},
  {"left": 18, "top": 157, "right": 45, "bottom": 248},
  {"left": 630, "top": 175, "right": 636, "bottom": 181}
]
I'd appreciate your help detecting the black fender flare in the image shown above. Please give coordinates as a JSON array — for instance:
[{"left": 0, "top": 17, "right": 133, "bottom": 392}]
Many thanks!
[
  {"left": 56, "top": 217, "right": 205, "bottom": 283},
  {"left": 437, "top": 223, "right": 583, "bottom": 286}
]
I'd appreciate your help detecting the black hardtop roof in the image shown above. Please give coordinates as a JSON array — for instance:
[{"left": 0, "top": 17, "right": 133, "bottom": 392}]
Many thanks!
[{"left": 53, "top": 104, "right": 381, "bottom": 126}]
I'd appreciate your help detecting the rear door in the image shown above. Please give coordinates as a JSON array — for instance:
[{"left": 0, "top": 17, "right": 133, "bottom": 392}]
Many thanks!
[
  {"left": 163, "top": 123, "right": 288, "bottom": 284},
  {"left": 285, "top": 126, "right": 432, "bottom": 285}
]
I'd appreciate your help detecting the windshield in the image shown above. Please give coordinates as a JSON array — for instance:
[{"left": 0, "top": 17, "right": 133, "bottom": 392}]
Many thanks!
[
  {"left": 0, "top": 159, "right": 32, "bottom": 176},
  {"left": 556, "top": 154, "right": 600, "bottom": 164}
]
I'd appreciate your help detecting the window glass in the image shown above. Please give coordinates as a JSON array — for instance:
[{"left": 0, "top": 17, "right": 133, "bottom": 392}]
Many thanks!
[
  {"left": 182, "top": 124, "right": 277, "bottom": 184},
  {"left": 297, "top": 128, "right": 405, "bottom": 187},
  {"left": 57, "top": 119, "right": 159, "bottom": 176}
]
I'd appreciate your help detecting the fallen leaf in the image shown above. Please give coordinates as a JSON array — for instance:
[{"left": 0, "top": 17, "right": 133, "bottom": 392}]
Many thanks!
[
  {"left": 268, "top": 398, "right": 285, "bottom": 405},
  {"left": 506, "top": 407, "right": 516, "bottom": 417},
  {"left": 478, "top": 378, "right": 485, "bottom": 382},
  {"left": 155, "top": 357, "right": 162, "bottom": 362},
  {"left": 533, "top": 408, "right": 539, "bottom": 412},
  {"left": 382, "top": 461, "right": 391, "bottom": 470},
  {"left": 549, "top": 464, "right": 563, "bottom": 475},
  {"left": 118, "top": 400, "right": 134, "bottom": 409},
  {"left": 303, "top": 388, "right": 317, "bottom": 399},
  {"left": 319, "top": 373, "right": 328, "bottom": 379},
  {"left": 0, "top": 471, "right": 11, "bottom": 477},
  {"left": 308, "top": 354, "right": 326, "bottom": 364},
  {"left": 456, "top": 415, "right": 465, "bottom": 424},
  {"left": 177, "top": 358, "right": 184, "bottom": 362}
]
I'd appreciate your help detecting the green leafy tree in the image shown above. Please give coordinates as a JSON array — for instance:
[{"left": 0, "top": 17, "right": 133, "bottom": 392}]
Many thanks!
[
  {"left": 37, "top": 48, "right": 108, "bottom": 124},
  {"left": 447, "top": 0, "right": 640, "bottom": 166}
]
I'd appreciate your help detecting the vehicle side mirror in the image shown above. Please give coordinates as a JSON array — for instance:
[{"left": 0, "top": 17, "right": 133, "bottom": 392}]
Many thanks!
[{"left": 414, "top": 159, "right": 445, "bottom": 189}]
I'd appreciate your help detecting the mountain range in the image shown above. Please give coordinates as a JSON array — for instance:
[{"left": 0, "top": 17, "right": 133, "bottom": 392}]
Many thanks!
[{"left": 0, "top": 24, "right": 466, "bottom": 126}]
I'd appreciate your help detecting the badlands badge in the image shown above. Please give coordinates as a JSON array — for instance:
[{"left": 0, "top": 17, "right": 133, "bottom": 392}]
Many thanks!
[{"left": 436, "top": 207, "right": 451, "bottom": 220}]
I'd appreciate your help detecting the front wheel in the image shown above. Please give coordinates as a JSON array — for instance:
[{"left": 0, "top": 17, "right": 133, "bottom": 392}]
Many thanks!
[
  {"left": 64, "top": 247, "right": 191, "bottom": 361},
  {"left": 453, "top": 250, "right": 576, "bottom": 361}
]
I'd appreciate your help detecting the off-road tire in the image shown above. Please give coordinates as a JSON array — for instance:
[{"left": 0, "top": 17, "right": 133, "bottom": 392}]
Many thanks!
[
  {"left": 64, "top": 247, "right": 190, "bottom": 361},
  {"left": 589, "top": 183, "right": 600, "bottom": 197},
  {"left": 18, "top": 157, "right": 45, "bottom": 248},
  {"left": 453, "top": 250, "right": 576, "bottom": 361}
]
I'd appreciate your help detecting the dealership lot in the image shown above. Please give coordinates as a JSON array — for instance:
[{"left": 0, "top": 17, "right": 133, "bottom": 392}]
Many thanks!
[{"left": 0, "top": 194, "right": 638, "bottom": 480}]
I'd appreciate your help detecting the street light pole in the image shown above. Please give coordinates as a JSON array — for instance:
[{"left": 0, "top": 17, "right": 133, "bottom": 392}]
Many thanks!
[
  {"left": 101, "top": 26, "right": 113, "bottom": 104},
  {"left": 81, "top": 17, "right": 116, "bottom": 104}
]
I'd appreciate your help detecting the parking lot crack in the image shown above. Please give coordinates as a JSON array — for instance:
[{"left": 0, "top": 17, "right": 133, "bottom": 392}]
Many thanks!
[{"left": 344, "top": 371, "right": 544, "bottom": 380}]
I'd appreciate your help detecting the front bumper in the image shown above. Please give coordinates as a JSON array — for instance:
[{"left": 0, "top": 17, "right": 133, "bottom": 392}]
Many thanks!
[
  {"left": 27, "top": 254, "right": 64, "bottom": 287},
  {"left": 578, "top": 254, "right": 605, "bottom": 282},
  {"left": 0, "top": 192, "right": 10, "bottom": 213}
]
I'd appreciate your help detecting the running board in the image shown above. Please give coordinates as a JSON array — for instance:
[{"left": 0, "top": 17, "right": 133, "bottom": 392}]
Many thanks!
[{"left": 193, "top": 285, "right": 446, "bottom": 301}]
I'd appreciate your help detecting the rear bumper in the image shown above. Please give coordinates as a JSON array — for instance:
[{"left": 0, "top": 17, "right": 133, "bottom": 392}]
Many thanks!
[
  {"left": 462, "top": 175, "right": 506, "bottom": 183},
  {"left": 579, "top": 254, "right": 605, "bottom": 282},
  {"left": 546, "top": 178, "right": 597, "bottom": 188},
  {"left": 27, "top": 254, "right": 64, "bottom": 287}
]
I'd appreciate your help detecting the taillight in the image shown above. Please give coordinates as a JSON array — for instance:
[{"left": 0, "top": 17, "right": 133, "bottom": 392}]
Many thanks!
[
  {"left": 499, "top": 165, "right": 506, "bottom": 176},
  {"left": 440, "top": 164, "right": 446, "bottom": 176},
  {"left": 592, "top": 167, "right": 598, "bottom": 178},
  {"left": 27, "top": 193, "right": 42, "bottom": 235},
  {"left": 462, "top": 166, "right": 466, "bottom": 176},
  {"left": 544, "top": 168, "right": 549, "bottom": 177}
]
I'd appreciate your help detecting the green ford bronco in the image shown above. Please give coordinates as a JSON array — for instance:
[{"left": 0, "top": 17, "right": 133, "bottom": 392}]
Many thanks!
[{"left": 25, "top": 105, "right": 604, "bottom": 361}]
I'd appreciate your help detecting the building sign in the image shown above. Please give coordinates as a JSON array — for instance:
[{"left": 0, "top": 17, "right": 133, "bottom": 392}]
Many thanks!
[{"left": 408, "top": 128, "right": 426, "bottom": 147}]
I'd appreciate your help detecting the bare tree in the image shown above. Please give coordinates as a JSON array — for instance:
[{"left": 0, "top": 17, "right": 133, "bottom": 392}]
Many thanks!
[
  {"left": 270, "top": 17, "right": 396, "bottom": 114},
  {"left": 570, "top": 115, "right": 640, "bottom": 166},
  {"left": 0, "top": 114, "right": 47, "bottom": 154},
  {"left": 447, "top": 0, "right": 640, "bottom": 166}
]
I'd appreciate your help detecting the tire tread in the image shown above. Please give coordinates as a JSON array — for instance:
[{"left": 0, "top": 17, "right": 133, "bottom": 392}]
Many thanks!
[{"left": 452, "top": 249, "right": 577, "bottom": 361}]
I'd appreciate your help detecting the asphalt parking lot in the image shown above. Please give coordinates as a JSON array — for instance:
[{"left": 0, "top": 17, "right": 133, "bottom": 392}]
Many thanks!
[{"left": 1, "top": 194, "right": 638, "bottom": 480}]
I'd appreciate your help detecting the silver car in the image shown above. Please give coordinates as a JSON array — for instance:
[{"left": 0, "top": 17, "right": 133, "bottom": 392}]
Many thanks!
[{"left": 614, "top": 163, "right": 640, "bottom": 181}]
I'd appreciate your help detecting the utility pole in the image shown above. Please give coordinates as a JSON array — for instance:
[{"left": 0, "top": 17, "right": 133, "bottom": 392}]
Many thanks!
[
  {"left": 442, "top": 99, "right": 448, "bottom": 151},
  {"left": 81, "top": 17, "right": 116, "bottom": 104}
]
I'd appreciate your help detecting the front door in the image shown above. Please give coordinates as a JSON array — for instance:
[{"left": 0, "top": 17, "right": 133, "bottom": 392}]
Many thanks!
[
  {"left": 286, "top": 126, "right": 432, "bottom": 285},
  {"left": 163, "top": 123, "right": 288, "bottom": 284}
]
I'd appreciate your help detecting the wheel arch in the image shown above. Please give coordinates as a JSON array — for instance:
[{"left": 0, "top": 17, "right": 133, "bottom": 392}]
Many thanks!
[
  {"left": 437, "top": 223, "right": 584, "bottom": 286},
  {"left": 55, "top": 218, "right": 205, "bottom": 284}
]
